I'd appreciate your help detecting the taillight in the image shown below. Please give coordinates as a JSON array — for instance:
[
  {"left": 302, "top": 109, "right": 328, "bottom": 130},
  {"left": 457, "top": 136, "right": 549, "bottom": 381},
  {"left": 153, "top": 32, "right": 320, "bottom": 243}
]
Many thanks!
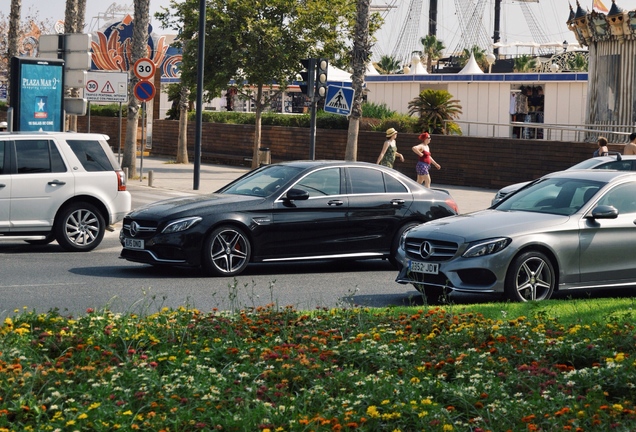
[
  {"left": 116, "top": 170, "right": 127, "bottom": 191},
  {"left": 446, "top": 198, "right": 459, "bottom": 214}
]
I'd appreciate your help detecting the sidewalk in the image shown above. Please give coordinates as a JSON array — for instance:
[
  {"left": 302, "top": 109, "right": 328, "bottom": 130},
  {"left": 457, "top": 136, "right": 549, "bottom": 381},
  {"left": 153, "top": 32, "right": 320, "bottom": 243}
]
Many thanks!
[{"left": 125, "top": 156, "right": 497, "bottom": 214}]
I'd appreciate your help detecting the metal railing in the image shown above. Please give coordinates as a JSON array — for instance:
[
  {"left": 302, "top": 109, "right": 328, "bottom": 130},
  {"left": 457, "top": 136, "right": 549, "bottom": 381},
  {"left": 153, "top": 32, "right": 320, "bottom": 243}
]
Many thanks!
[{"left": 448, "top": 120, "right": 632, "bottom": 143}]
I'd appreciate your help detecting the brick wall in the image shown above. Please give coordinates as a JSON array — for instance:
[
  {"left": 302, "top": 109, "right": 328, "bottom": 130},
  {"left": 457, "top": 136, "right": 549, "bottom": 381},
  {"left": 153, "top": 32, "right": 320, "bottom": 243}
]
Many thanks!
[{"left": 2, "top": 112, "right": 622, "bottom": 190}]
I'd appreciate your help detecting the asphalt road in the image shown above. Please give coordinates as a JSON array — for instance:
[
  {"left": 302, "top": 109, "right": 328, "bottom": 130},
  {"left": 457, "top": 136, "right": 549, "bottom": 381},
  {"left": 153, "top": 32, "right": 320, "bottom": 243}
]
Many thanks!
[{"left": 4, "top": 158, "right": 627, "bottom": 317}]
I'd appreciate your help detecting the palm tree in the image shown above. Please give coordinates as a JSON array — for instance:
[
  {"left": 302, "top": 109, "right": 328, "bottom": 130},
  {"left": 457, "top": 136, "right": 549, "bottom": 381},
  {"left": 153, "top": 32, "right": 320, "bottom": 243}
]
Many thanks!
[
  {"left": 408, "top": 89, "right": 463, "bottom": 134},
  {"left": 513, "top": 55, "right": 537, "bottom": 72},
  {"left": 420, "top": 34, "right": 445, "bottom": 73},
  {"left": 373, "top": 55, "right": 402, "bottom": 74},
  {"left": 64, "top": 0, "right": 86, "bottom": 132},
  {"left": 122, "top": 0, "right": 150, "bottom": 179},
  {"left": 459, "top": 45, "right": 488, "bottom": 71},
  {"left": 7, "top": 0, "right": 21, "bottom": 105}
]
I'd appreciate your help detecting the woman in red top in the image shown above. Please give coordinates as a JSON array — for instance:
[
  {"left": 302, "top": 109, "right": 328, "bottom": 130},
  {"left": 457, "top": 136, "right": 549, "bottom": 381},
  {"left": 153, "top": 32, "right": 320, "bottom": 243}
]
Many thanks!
[{"left": 412, "top": 132, "right": 441, "bottom": 187}]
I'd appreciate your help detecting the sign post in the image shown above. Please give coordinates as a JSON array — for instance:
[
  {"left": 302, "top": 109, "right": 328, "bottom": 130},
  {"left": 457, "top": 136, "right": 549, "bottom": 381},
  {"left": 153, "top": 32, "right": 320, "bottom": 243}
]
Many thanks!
[{"left": 132, "top": 58, "right": 157, "bottom": 180}]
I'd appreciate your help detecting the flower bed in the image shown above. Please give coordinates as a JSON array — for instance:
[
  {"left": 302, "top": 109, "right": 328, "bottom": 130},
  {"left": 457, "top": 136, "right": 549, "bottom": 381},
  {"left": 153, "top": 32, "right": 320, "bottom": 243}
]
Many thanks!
[{"left": 1, "top": 304, "right": 635, "bottom": 431}]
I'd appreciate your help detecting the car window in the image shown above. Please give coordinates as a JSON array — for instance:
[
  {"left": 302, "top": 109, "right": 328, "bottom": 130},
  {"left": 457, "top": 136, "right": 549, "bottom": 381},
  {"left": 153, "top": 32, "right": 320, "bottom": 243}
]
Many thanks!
[
  {"left": 220, "top": 165, "right": 303, "bottom": 197},
  {"left": 66, "top": 140, "right": 114, "bottom": 171},
  {"left": 497, "top": 177, "right": 603, "bottom": 215},
  {"left": 294, "top": 168, "right": 341, "bottom": 197},
  {"left": 384, "top": 172, "right": 408, "bottom": 193},
  {"left": 595, "top": 161, "right": 634, "bottom": 171},
  {"left": 598, "top": 182, "right": 636, "bottom": 214},
  {"left": 349, "top": 167, "right": 386, "bottom": 194},
  {"left": 15, "top": 140, "right": 66, "bottom": 174}
]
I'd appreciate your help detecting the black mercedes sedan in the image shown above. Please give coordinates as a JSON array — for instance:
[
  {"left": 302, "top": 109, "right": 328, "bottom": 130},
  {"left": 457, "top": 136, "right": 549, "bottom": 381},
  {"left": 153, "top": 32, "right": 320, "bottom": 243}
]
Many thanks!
[{"left": 119, "top": 161, "right": 459, "bottom": 276}]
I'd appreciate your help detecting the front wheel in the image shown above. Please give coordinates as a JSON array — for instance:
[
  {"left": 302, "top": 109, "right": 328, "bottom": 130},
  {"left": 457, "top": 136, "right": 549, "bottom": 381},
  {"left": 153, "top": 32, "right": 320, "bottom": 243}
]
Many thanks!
[
  {"left": 54, "top": 203, "right": 105, "bottom": 252},
  {"left": 389, "top": 222, "right": 420, "bottom": 268},
  {"left": 505, "top": 250, "right": 555, "bottom": 302},
  {"left": 202, "top": 225, "right": 251, "bottom": 276}
]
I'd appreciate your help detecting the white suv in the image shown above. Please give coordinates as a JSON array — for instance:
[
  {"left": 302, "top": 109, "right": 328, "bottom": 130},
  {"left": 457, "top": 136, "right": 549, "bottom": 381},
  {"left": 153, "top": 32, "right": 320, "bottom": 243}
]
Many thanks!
[{"left": 0, "top": 132, "right": 131, "bottom": 251}]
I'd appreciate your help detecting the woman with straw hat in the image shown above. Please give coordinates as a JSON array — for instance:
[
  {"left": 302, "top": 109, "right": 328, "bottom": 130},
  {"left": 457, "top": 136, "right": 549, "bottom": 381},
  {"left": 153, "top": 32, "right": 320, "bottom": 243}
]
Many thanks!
[{"left": 376, "top": 128, "right": 404, "bottom": 168}]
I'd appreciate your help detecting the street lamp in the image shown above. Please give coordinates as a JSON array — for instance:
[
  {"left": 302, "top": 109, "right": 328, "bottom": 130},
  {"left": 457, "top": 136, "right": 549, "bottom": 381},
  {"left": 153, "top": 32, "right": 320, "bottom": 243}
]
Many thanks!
[
  {"left": 562, "top": 40, "right": 569, "bottom": 53},
  {"left": 486, "top": 53, "right": 496, "bottom": 73},
  {"left": 550, "top": 63, "right": 560, "bottom": 73}
]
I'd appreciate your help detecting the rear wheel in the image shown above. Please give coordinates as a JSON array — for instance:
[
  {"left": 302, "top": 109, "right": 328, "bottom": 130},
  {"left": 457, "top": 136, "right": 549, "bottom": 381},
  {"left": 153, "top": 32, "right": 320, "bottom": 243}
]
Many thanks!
[
  {"left": 202, "top": 225, "right": 251, "bottom": 276},
  {"left": 505, "top": 250, "right": 555, "bottom": 301},
  {"left": 54, "top": 203, "right": 105, "bottom": 252}
]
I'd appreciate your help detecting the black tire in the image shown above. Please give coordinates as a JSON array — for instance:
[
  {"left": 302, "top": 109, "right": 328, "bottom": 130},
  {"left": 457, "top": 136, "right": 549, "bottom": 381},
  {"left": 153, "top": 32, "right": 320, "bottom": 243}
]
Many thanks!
[
  {"left": 54, "top": 202, "right": 105, "bottom": 252},
  {"left": 504, "top": 250, "right": 555, "bottom": 302},
  {"left": 202, "top": 225, "right": 251, "bottom": 276},
  {"left": 389, "top": 221, "right": 420, "bottom": 268},
  {"left": 25, "top": 233, "right": 55, "bottom": 245}
]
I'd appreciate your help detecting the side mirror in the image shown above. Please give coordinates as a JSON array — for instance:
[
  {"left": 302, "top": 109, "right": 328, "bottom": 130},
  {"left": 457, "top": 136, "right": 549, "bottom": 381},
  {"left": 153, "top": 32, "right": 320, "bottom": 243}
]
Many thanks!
[
  {"left": 588, "top": 204, "right": 618, "bottom": 219},
  {"left": 285, "top": 188, "right": 310, "bottom": 201}
]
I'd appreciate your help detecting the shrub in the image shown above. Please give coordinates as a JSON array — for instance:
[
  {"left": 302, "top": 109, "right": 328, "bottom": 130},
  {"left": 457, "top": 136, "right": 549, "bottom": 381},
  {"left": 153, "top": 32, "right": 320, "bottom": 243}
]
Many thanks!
[
  {"left": 89, "top": 103, "right": 127, "bottom": 117},
  {"left": 362, "top": 101, "right": 396, "bottom": 119}
]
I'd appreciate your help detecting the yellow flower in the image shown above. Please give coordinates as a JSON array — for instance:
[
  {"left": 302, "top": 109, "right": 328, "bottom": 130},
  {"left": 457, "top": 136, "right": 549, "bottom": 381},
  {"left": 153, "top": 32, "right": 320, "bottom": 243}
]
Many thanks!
[
  {"left": 443, "top": 424, "right": 453, "bottom": 431},
  {"left": 78, "top": 413, "right": 88, "bottom": 420}
]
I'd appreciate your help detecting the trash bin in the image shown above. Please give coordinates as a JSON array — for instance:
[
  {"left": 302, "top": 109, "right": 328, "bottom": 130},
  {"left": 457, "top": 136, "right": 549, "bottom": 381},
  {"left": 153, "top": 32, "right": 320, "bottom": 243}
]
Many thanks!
[{"left": 259, "top": 147, "right": 271, "bottom": 166}]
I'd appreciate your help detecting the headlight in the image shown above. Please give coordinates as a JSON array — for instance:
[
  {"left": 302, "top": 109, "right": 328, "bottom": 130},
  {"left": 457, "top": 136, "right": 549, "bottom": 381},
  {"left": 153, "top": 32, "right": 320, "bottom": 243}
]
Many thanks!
[
  {"left": 463, "top": 237, "right": 511, "bottom": 258},
  {"left": 161, "top": 217, "right": 203, "bottom": 234}
]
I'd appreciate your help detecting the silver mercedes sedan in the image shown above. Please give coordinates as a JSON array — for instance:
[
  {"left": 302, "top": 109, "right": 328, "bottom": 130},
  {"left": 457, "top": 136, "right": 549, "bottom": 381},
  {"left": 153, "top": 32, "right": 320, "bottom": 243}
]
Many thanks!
[{"left": 396, "top": 170, "right": 636, "bottom": 302}]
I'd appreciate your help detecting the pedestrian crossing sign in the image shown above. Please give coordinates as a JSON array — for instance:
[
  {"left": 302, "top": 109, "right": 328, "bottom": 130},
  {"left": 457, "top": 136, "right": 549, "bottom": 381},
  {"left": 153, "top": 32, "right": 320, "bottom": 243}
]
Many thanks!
[{"left": 324, "top": 86, "right": 354, "bottom": 116}]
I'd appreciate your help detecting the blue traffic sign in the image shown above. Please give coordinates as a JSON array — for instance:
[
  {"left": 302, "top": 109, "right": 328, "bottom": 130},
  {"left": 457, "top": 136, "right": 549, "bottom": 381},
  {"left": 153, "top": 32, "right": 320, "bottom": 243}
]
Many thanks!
[
  {"left": 324, "top": 86, "right": 354, "bottom": 116},
  {"left": 133, "top": 80, "right": 156, "bottom": 102}
]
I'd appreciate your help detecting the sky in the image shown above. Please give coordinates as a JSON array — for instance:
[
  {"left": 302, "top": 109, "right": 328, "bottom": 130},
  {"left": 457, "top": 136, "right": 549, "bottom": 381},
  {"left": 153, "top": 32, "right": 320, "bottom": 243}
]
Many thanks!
[{"left": 16, "top": 0, "right": 636, "bottom": 58}]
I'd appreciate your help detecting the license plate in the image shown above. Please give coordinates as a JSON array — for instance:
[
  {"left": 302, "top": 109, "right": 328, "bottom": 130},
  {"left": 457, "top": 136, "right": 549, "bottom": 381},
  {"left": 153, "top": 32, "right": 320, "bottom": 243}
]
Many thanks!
[
  {"left": 409, "top": 260, "right": 439, "bottom": 275},
  {"left": 125, "top": 238, "right": 144, "bottom": 249}
]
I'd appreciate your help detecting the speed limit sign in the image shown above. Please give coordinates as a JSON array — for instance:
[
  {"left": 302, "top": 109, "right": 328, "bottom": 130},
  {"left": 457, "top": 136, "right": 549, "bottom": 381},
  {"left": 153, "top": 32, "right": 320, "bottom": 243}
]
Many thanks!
[{"left": 133, "top": 58, "right": 156, "bottom": 81}]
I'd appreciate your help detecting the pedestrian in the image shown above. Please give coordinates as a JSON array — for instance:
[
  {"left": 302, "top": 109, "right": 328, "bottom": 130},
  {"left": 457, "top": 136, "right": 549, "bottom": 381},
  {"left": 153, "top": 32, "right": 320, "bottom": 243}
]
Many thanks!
[
  {"left": 376, "top": 128, "right": 404, "bottom": 168},
  {"left": 593, "top": 136, "right": 609, "bottom": 157},
  {"left": 625, "top": 132, "right": 636, "bottom": 155},
  {"left": 412, "top": 132, "right": 441, "bottom": 187}
]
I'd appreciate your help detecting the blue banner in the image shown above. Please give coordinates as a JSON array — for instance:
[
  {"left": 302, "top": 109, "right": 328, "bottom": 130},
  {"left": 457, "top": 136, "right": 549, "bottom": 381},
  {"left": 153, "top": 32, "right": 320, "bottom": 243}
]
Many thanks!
[{"left": 16, "top": 60, "right": 64, "bottom": 131}]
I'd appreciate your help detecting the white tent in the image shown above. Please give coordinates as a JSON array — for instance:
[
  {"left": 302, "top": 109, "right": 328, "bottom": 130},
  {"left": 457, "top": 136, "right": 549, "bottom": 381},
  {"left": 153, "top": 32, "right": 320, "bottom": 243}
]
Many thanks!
[
  {"left": 365, "top": 62, "right": 379, "bottom": 76},
  {"left": 327, "top": 65, "right": 352, "bottom": 82},
  {"left": 458, "top": 53, "right": 484, "bottom": 74},
  {"left": 409, "top": 56, "right": 428, "bottom": 75}
]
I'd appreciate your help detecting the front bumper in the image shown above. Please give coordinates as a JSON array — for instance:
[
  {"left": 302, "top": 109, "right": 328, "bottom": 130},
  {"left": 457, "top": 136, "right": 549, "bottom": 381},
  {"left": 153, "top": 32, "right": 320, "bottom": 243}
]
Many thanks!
[{"left": 394, "top": 245, "right": 514, "bottom": 294}]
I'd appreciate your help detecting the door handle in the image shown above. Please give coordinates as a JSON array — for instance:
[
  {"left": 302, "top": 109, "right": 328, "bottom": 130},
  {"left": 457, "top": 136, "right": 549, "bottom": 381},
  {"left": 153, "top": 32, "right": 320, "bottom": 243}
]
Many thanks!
[
  {"left": 391, "top": 199, "right": 405, "bottom": 206},
  {"left": 48, "top": 180, "right": 66, "bottom": 186},
  {"left": 328, "top": 200, "right": 344, "bottom": 206},
  {"left": 0, "top": 184, "right": 5, "bottom": 188}
]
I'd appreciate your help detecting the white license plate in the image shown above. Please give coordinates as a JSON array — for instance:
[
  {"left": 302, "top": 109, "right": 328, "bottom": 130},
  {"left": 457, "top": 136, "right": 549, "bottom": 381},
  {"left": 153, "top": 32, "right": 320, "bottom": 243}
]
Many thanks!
[
  {"left": 409, "top": 260, "right": 439, "bottom": 275},
  {"left": 125, "top": 238, "right": 144, "bottom": 249}
]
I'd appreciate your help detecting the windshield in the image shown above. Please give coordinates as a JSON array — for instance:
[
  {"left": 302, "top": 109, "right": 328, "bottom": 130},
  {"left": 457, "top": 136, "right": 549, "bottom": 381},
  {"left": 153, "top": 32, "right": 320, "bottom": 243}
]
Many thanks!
[
  {"left": 495, "top": 177, "right": 604, "bottom": 215},
  {"left": 218, "top": 165, "right": 303, "bottom": 197}
]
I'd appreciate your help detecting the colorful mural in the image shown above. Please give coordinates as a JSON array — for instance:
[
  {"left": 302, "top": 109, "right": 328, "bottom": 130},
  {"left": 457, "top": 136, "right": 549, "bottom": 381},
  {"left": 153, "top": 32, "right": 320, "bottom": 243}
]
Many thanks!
[{"left": 90, "top": 15, "right": 182, "bottom": 83}]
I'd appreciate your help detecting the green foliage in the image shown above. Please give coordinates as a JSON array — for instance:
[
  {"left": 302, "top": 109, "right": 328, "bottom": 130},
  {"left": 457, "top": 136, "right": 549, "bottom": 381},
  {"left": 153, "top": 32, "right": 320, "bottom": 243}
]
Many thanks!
[
  {"left": 514, "top": 55, "right": 538, "bottom": 72},
  {"left": 373, "top": 113, "right": 420, "bottom": 133},
  {"left": 458, "top": 45, "right": 488, "bottom": 71},
  {"left": 373, "top": 55, "right": 403, "bottom": 74},
  {"left": 420, "top": 35, "right": 445, "bottom": 73},
  {"left": 567, "top": 53, "right": 588, "bottom": 72},
  {"left": 361, "top": 102, "right": 396, "bottom": 119},
  {"left": 89, "top": 103, "right": 127, "bottom": 117},
  {"left": 408, "top": 89, "right": 463, "bottom": 134},
  {"left": 0, "top": 101, "right": 7, "bottom": 112}
]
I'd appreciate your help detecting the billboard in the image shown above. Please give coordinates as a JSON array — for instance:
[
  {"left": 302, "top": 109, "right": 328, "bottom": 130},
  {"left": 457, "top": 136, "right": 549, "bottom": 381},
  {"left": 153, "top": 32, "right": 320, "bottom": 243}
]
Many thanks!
[{"left": 10, "top": 57, "right": 65, "bottom": 132}]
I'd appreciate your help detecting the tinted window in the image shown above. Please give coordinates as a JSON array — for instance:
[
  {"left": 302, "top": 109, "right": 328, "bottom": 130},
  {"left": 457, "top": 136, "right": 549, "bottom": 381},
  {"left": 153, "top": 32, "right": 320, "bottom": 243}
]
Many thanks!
[
  {"left": 349, "top": 167, "right": 385, "bottom": 194},
  {"left": 15, "top": 140, "right": 66, "bottom": 174},
  {"left": 384, "top": 172, "right": 408, "bottom": 193},
  {"left": 596, "top": 161, "right": 634, "bottom": 171},
  {"left": 67, "top": 140, "right": 113, "bottom": 171},
  {"left": 497, "top": 177, "right": 604, "bottom": 216},
  {"left": 598, "top": 182, "right": 636, "bottom": 214},
  {"left": 295, "top": 168, "right": 341, "bottom": 197}
]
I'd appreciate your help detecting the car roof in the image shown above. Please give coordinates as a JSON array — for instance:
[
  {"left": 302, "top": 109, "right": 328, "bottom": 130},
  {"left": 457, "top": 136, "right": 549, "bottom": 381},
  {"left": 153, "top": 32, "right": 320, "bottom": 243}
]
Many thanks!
[
  {"left": 543, "top": 169, "right": 636, "bottom": 182},
  {"left": 0, "top": 131, "right": 110, "bottom": 140}
]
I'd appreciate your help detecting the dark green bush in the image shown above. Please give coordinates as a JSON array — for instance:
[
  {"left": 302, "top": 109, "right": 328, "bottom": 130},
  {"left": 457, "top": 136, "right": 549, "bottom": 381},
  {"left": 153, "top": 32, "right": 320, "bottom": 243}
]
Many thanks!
[
  {"left": 89, "top": 103, "right": 127, "bottom": 117},
  {"left": 374, "top": 114, "right": 420, "bottom": 133},
  {"left": 361, "top": 102, "right": 396, "bottom": 119}
]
